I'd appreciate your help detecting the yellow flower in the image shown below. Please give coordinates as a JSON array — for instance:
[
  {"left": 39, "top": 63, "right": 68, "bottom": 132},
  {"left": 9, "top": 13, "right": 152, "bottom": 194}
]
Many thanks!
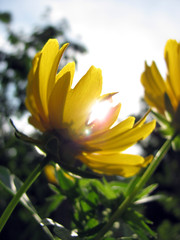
[
  {"left": 26, "top": 39, "right": 156, "bottom": 178},
  {"left": 44, "top": 164, "right": 58, "bottom": 184},
  {"left": 44, "top": 164, "right": 74, "bottom": 184},
  {"left": 141, "top": 39, "right": 180, "bottom": 131}
]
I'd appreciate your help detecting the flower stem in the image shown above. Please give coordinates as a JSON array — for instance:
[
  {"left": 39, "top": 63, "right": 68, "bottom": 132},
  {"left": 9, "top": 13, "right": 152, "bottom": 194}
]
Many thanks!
[
  {"left": 0, "top": 156, "right": 49, "bottom": 233},
  {"left": 94, "top": 136, "right": 174, "bottom": 240}
]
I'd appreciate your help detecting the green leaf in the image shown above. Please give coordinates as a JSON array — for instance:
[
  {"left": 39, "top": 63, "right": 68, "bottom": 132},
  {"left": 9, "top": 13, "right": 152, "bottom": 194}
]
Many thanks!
[
  {"left": 123, "top": 208, "right": 157, "bottom": 240},
  {"left": 91, "top": 179, "right": 117, "bottom": 200},
  {"left": 0, "top": 166, "right": 54, "bottom": 239},
  {"left": 172, "top": 134, "right": 180, "bottom": 151},
  {"left": 55, "top": 168, "right": 75, "bottom": 191},
  {"left": 78, "top": 222, "right": 105, "bottom": 237},
  {"left": 48, "top": 183, "right": 62, "bottom": 194},
  {"left": 0, "top": 166, "right": 35, "bottom": 212},
  {"left": 46, "top": 194, "right": 66, "bottom": 215},
  {"left": 109, "top": 181, "right": 128, "bottom": 195},
  {"left": 41, "top": 218, "right": 79, "bottom": 239},
  {"left": 135, "top": 183, "right": 158, "bottom": 201},
  {"left": 135, "top": 194, "right": 164, "bottom": 205}
]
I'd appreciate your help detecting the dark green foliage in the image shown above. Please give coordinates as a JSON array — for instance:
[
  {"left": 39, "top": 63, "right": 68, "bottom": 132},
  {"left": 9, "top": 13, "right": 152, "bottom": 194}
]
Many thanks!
[
  {"left": 41, "top": 167, "right": 157, "bottom": 239},
  {"left": 0, "top": 12, "right": 12, "bottom": 24}
]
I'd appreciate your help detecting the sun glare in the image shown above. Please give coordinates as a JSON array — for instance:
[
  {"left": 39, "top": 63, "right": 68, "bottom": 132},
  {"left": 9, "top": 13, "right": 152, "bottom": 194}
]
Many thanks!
[
  {"left": 89, "top": 100, "right": 113, "bottom": 123},
  {"left": 84, "top": 94, "right": 120, "bottom": 135}
]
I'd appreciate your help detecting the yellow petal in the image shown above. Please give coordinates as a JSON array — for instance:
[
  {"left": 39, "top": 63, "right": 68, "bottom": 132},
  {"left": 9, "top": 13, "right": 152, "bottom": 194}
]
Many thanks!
[
  {"left": 63, "top": 66, "right": 102, "bottom": 133},
  {"left": 141, "top": 62, "right": 165, "bottom": 95},
  {"left": 142, "top": 155, "right": 154, "bottom": 167},
  {"left": 28, "top": 116, "right": 46, "bottom": 132},
  {"left": 85, "top": 116, "right": 135, "bottom": 145},
  {"left": 141, "top": 61, "right": 166, "bottom": 113},
  {"left": 87, "top": 120, "right": 156, "bottom": 152},
  {"left": 56, "top": 62, "right": 75, "bottom": 87},
  {"left": 78, "top": 152, "right": 149, "bottom": 177},
  {"left": 49, "top": 62, "right": 75, "bottom": 129},
  {"left": 165, "top": 40, "right": 180, "bottom": 101},
  {"left": 80, "top": 152, "right": 144, "bottom": 165},
  {"left": 48, "top": 72, "right": 71, "bottom": 129},
  {"left": 38, "top": 39, "right": 64, "bottom": 116},
  {"left": 134, "top": 109, "right": 151, "bottom": 128},
  {"left": 87, "top": 103, "right": 121, "bottom": 136},
  {"left": 144, "top": 91, "right": 165, "bottom": 114},
  {"left": 25, "top": 52, "right": 46, "bottom": 122},
  {"left": 44, "top": 165, "right": 57, "bottom": 184},
  {"left": 47, "top": 43, "right": 69, "bottom": 100},
  {"left": 166, "top": 77, "right": 179, "bottom": 111}
]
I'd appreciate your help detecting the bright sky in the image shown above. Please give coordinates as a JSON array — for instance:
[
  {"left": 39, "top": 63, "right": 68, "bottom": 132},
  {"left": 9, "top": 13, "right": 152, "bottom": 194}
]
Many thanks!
[{"left": 1, "top": 0, "right": 180, "bottom": 119}]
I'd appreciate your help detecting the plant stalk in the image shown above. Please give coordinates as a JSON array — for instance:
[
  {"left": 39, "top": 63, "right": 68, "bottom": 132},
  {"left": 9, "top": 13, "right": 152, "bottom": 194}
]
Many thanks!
[{"left": 94, "top": 136, "right": 174, "bottom": 240}]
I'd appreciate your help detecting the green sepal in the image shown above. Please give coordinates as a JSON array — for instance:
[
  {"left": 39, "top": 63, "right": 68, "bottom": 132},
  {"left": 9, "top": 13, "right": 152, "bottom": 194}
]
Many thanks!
[
  {"left": 151, "top": 110, "right": 175, "bottom": 138},
  {"left": 172, "top": 134, "right": 180, "bottom": 151},
  {"left": 172, "top": 103, "right": 180, "bottom": 132},
  {"left": 10, "top": 119, "right": 42, "bottom": 146},
  {"left": 164, "top": 93, "right": 174, "bottom": 121},
  {"left": 151, "top": 110, "right": 170, "bottom": 128},
  {"left": 159, "top": 125, "right": 175, "bottom": 137}
]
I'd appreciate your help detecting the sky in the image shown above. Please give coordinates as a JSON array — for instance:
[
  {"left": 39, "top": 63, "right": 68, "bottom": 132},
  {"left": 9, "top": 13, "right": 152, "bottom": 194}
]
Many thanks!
[{"left": 1, "top": 0, "right": 180, "bottom": 119}]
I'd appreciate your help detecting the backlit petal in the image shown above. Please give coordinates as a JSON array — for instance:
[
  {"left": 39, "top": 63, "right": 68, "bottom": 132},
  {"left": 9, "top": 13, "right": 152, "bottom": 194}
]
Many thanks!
[
  {"left": 87, "top": 103, "right": 121, "bottom": 136},
  {"left": 56, "top": 62, "right": 75, "bottom": 87},
  {"left": 141, "top": 61, "right": 166, "bottom": 113},
  {"left": 26, "top": 52, "right": 48, "bottom": 125},
  {"left": 48, "top": 72, "right": 71, "bottom": 129},
  {"left": 87, "top": 120, "right": 156, "bottom": 152},
  {"left": 86, "top": 116, "right": 135, "bottom": 144},
  {"left": 165, "top": 40, "right": 180, "bottom": 101},
  {"left": 28, "top": 116, "right": 46, "bottom": 132},
  {"left": 63, "top": 66, "right": 102, "bottom": 133},
  {"left": 38, "top": 39, "right": 61, "bottom": 115},
  {"left": 47, "top": 43, "right": 69, "bottom": 100}
]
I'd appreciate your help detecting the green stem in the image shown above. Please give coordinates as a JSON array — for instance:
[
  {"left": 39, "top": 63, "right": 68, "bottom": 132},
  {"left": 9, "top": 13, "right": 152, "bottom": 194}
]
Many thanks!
[
  {"left": 94, "top": 136, "right": 174, "bottom": 240},
  {"left": 0, "top": 156, "right": 49, "bottom": 233}
]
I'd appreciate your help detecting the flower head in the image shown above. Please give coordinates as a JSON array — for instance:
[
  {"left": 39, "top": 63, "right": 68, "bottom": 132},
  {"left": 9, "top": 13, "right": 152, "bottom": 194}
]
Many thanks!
[
  {"left": 26, "top": 39, "right": 156, "bottom": 177},
  {"left": 141, "top": 39, "right": 180, "bottom": 149}
]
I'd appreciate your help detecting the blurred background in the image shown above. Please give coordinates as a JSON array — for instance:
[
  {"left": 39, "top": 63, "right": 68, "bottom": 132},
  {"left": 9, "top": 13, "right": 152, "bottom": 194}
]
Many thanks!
[{"left": 0, "top": 0, "right": 180, "bottom": 239}]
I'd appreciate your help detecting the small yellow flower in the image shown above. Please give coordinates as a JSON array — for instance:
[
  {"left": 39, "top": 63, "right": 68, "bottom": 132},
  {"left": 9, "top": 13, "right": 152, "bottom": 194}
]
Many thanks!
[
  {"left": 44, "top": 164, "right": 74, "bottom": 184},
  {"left": 26, "top": 39, "right": 156, "bottom": 177},
  {"left": 141, "top": 40, "right": 180, "bottom": 124},
  {"left": 44, "top": 164, "right": 58, "bottom": 184},
  {"left": 141, "top": 39, "right": 180, "bottom": 148}
]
